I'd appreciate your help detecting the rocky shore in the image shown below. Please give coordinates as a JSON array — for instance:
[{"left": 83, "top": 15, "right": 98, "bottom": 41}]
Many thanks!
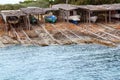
[
  {"left": 0, "top": 23, "right": 120, "bottom": 47},
  {"left": 0, "top": 22, "right": 120, "bottom": 48}
]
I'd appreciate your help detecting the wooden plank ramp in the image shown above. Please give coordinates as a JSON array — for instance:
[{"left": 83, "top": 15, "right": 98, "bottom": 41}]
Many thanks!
[
  {"left": 84, "top": 25, "right": 117, "bottom": 44},
  {"left": 11, "top": 26, "right": 23, "bottom": 44},
  {"left": 97, "top": 23, "right": 119, "bottom": 33},
  {"left": 58, "top": 23, "right": 86, "bottom": 41},
  {"left": 97, "top": 23, "right": 120, "bottom": 40},
  {"left": 72, "top": 23, "right": 117, "bottom": 46},
  {"left": 41, "top": 24, "right": 62, "bottom": 45},
  {"left": 22, "top": 30, "right": 31, "bottom": 41},
  {"left": 51, "top": 24, "right": 80, "bottom": 44},
  {"left": 21, "top": 29, "right": 38, "bottom": 45},
  {"left": 30, "top": 26, "right": 48, "bottom": 46},
  {"left": 34, "top": 29, "right": 49, "bottom": 45},
  {"left": 88, "top": 24, "right": 120, "bottom": 42}
]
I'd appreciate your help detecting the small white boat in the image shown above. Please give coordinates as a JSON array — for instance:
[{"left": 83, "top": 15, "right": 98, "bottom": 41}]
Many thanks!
[
  {"left": 89, "top": 16, "right": 98, "bottom": 23},
  {"left": 88, "top": 16, "right": 98, "bottom": 23},
  {"left": 68, "top": 15, "right": 81, "bottom": 21},
  {"left": 112, "top": 14, "right": 120, "bottom": 18},
  {"left": 64, "top": 15, "right": 80, "bottom": 24}
]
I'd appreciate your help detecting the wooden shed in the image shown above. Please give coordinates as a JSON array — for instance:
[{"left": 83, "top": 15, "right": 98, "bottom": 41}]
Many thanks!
[
  {"left": 52, "top": 4, "right": 80, "bottom": 22},
  {"left": 0, "top": 10, "right": 28, "bottom": 32},
  {"left": 78, "top": 4, "right": 120, "bottom": 23}
]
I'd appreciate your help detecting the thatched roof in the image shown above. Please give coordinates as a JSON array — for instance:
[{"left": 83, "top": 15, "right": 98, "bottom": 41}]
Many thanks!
[
  {"left": 0, "top": 10, "right": 26, "bottom": 22},
  {"left": 52, "top": 4, "right": 78, "bottom": 11},
  {"left": 44, "top": 8, "right": 58, "bottom": 13},
  {"left": 78, "top": 4, "right": 120, "bottom": 11},
  {"left": 21, "top": 7, "right": 45, "bottom": 15},
  {"left": 1, "top": 10, "right": 26, "bottom": 17}
]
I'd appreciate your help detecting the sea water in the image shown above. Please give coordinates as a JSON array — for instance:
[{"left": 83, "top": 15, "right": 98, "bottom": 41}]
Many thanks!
[{"left": 0, "top": 44, "right": 120, "bottom": 80}]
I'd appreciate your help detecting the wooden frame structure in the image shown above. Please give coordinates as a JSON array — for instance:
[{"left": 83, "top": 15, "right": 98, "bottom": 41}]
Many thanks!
[
  {"left": 0, "top": 10, "right": 27, "bottom": 32},
  {"left": 78, "top": 4, "right": 120, "bottom": 23},
  {"left": 21, "top": 7, "right": 58, "bottom": 26},
  {"left": 52, "top": 4, "right": 79, "bottom": 22},
  {"left": 20, "top": 7, "right": 45, "bottom": 29}
]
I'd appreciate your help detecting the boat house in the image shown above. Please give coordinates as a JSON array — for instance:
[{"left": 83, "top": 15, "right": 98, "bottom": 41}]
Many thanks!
[
  {"left": 0, "top": 10, "right": 27, "bottom": 32},
  {"left": 52, "top": 4, "right": 80, "bottom": 23},
  {"left": 78, "top": 4, "right": 120, "bottom": 23}
]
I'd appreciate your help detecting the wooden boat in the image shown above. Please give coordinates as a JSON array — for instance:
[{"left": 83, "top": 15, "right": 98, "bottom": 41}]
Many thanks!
[
  {"left": 112, "top": 14, "right": 120, "bottom": 18},
  {"left": 45, "top": 15, "right": 57, "bottom": 23},
  {"left": 89, "top": 16, "right": 98, "bottom": 23}
]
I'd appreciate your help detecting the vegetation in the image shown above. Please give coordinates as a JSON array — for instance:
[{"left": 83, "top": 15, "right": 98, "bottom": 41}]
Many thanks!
[
  {"left": 0, "top": 0, "right": 120, "bottom": 10},
  {"left": 70, "top": 0, "right": 120, "bottom": 5}
]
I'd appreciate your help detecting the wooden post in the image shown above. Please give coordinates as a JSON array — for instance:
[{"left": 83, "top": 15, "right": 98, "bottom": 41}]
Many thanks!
[
  {"left": 84, "top": 11, "right": 86, "bottom": 23},
  {"left": 27, "top": 15, "right": 31, "bottom": 30},
  {"left": 66, "top": 10, "right": 69, "bottom": 23},
  {"left": 38, "top": 14, "right": 39, "bottom": 21},
  {"left": 62, "top": 10, "right": 64, "bottom": 22},
  {"left": 86, "top": 11, "right": 87, "bottom": 23},
  {"left": 40, "top": 14, "right": 42, "bottom": 22},
  {"left": 109, "top": 11, "right": 111, "bottom": 23},
  {"left": 105, "top": 11, "right": 107, "bottom": 23},
  {"left": 88, "top": 11, "right": 91, "bottom": 23},
  {"left": 5, "top": 23, "right": 8, "bottom": 34},
  {"left": 24, "top": 16, "right": 28, "bottom": 29}
]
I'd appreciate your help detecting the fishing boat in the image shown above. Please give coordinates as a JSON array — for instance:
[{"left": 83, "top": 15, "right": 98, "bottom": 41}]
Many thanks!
[
  {"left": 89, "top": 16, "right": 98, "bottom": 23},
  {"left": 67, "top": 15, "right": 81, "bottom": 24},
  {"left": 45, "top": 15, "right": 57, "bottom": 23}
]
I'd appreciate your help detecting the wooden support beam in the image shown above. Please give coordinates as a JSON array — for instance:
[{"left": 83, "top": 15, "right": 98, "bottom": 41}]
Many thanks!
[
  {"left": 22, "top": 30, "right": 31, "bottom": 41},
  {"left": 34, "top": 29, "right": 49, "bottom": 45},
  {"left": 88, "top": 11, "right": 91, "bottom": 23},
  {"left": 105, "top": 11, "right": 108, "bottom": 23},
  {"left": 41, "top": 24, "right": 62, "bottom": 45},
  {"left": 27, "top": 15, "right": 31, "bottom": 30},
  {"left": 61, "top": 24, "right": 85, "bottom": 40},
  {"left": 11, "top": 25, "right": 23, "bottom": 44},
  {"left": 51, "top": 24, "right": 80, "bottom": 44},
  {"left": 109, "top": 11, "right": 112, "bottom": 23},
  {"left": 66, "top": 10, "right": 69, "bottom": 23},
  {"left": 73, "top": 24, "right": 116, "bottom": 46}
]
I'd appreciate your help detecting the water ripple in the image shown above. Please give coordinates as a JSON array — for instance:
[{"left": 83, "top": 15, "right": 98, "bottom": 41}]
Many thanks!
[{"left": 0, "top": 44, "right": 120, "bottom": 80}]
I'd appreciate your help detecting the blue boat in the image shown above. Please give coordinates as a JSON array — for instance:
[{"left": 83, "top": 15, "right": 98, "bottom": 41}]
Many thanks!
[{"left": 45, "top": 15, "right": 57, "bottom": 23}]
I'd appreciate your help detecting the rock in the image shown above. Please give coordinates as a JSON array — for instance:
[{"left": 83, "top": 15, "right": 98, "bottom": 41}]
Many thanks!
[
  {"left": 1, "top": 36, "right": 19, "bottom": 44},
  {"left": 0, "top": 41, "right": 5, "bottom": 47},
  {"left": 26, "top": 30, "right": 38, "bottom": 38}
]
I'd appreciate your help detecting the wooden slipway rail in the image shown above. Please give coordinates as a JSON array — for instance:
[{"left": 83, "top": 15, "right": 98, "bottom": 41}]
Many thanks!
[
  {"left": 97, "top": 23, "right": 120, "bottom": 40},
  {"left": 51, "top": 24, "right": 80, "bottom": 44},
  {"left": 22, "top": 30, "right": 31, "bottom": 41},
  {"left": 21, "top": 29, "right": 37, "bottom": 45},
  {"left": 99, "top": 23, "right": 120, "bottom": 36},
  {"left": 31, "top": 25, "right": 49, "bottom": 45},
  {"left": 10, "top": 24, "right": 35, "bottom": 45},
  {"left": 88, "top": 24, "right": 120, "bottom": 42},
  {"left": 84, "top": 25, "right": 117, "bottom": 45},
  {"left": 41, "top": 24, "right": 62, "bottom": 45},
  {"left": 58, "top": 24, "right": 85, "bottom": 41},
  {"left": 72, "top": 24, "right": 116, "bottom": 46},
  {"left": 10, "top": 25, "right": 23, "bottom": 44},
  {"left": 35, "top": 29, "right": 49, "bottom": 45}
]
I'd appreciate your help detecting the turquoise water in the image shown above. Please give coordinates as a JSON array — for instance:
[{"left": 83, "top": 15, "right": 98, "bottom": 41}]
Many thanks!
[{"left": 0, "top": 44, "right": 120, "bottom": 80}]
